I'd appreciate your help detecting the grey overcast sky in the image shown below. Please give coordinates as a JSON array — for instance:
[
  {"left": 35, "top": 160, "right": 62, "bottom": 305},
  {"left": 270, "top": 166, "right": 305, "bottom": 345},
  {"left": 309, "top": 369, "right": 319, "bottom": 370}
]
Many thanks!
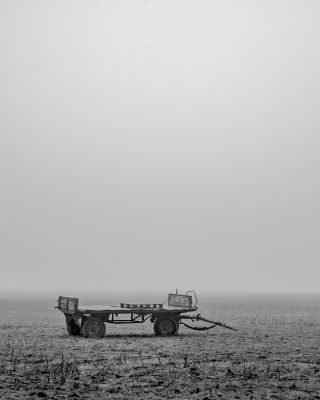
[{"left": 0, "top": 0, "right": 319, "bottom": 295}]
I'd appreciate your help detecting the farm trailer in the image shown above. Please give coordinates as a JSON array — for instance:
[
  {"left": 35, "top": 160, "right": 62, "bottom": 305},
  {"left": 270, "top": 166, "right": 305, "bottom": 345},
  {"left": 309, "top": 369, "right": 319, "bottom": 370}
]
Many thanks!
[{"left": 56, "top": 291, "right": 237, "bottom": 338}]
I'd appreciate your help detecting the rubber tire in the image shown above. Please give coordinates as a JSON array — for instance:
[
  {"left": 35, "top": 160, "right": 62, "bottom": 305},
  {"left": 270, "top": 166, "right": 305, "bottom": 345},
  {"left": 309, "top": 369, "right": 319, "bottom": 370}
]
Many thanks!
[
  {"left": 174, "top": 319, "right": 179, "bottom": 335},
  {"left": 154, "top": 318, "right": 179, "bottom": 336},
  {"left": 66, "top": 318, "right": 81, "bottom": 336},
  {"left": 82, "top": 317, "right": 106, "bottom": 338}
]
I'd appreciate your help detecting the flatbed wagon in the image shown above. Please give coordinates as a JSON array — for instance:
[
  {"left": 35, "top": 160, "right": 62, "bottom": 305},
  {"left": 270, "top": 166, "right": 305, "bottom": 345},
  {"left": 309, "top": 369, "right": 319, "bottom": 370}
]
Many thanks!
[{"left": 56, "top": 291, "right": 237, "bottom": 338}]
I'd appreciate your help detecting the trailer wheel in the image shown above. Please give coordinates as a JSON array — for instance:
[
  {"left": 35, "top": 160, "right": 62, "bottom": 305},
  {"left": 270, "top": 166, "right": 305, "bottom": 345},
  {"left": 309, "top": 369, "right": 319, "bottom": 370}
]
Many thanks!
[
  {"left": 66, "top": 318, "right": 81, "bottom": 336},
  {"left": 82, "top": 317, "right": 106, "bottom": 338},
  {"left": 154, "top": 318, "right": 179, "bottom": 336}
]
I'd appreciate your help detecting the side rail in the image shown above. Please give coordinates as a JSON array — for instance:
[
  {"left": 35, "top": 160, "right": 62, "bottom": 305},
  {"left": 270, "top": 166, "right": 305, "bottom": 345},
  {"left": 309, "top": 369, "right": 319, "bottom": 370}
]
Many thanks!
[
  {"left": 56, "top": 296, "right": 78, "bottom": 314},
  {"left": 168, "top": 291, "right": 197, "bottom": 309}
]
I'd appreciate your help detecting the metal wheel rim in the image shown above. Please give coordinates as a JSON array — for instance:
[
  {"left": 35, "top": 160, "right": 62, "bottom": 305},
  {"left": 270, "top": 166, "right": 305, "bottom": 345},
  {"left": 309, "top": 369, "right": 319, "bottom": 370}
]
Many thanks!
[
  {"left": 87, "top": 320, "right": 102, "bottom": 336},
  {"left": 158, "top": 319, "right": 174, "bottom": 335}
]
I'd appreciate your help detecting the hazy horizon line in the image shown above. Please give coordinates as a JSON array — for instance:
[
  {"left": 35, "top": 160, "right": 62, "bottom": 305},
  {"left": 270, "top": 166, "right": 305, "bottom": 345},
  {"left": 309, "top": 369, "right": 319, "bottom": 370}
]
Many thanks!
[{"left": 1, "top": 288, "right": 320, "bottom": 299}]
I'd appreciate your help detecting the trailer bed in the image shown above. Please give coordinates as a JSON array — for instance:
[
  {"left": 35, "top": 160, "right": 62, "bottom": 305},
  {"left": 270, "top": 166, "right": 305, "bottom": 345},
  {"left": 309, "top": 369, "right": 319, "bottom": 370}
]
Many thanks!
[{"left": 77, "top": 305, "right": 197, "bottom": 313}]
